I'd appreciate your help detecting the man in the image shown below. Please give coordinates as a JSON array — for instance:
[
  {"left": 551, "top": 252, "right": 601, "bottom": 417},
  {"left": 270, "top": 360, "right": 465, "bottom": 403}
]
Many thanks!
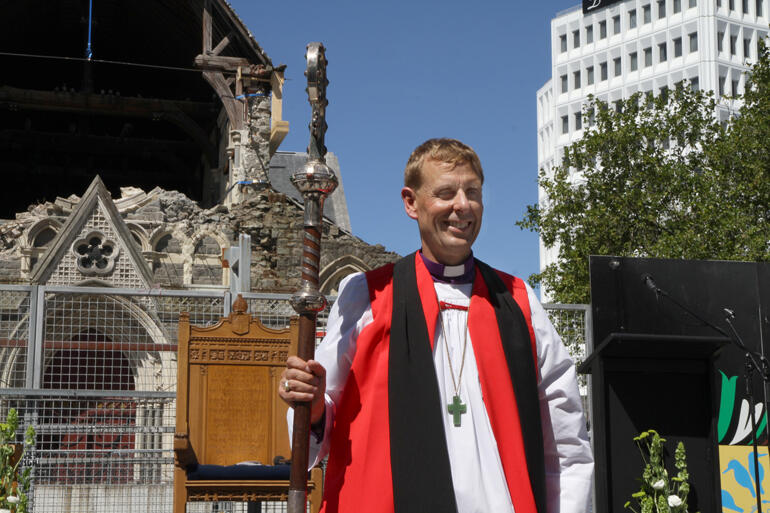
[{"left": 279, "top": 138, "right": 593, "bottom": 513}]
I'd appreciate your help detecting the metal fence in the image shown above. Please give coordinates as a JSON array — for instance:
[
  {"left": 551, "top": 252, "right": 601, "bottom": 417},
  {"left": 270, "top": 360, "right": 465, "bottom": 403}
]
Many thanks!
[{"left": 0, "top": 284, "right": 589, "bottom": 513}]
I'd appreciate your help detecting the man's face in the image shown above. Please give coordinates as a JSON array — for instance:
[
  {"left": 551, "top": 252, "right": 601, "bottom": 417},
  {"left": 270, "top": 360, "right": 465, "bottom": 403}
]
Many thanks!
[{"left": 401, "top": 159, "right": 483, "bottom": 266}]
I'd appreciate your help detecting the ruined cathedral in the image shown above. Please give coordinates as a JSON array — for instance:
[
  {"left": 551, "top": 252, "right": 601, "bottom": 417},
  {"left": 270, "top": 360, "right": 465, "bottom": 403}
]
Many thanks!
[{"left": 0, "top": 2, "right": 397, "bottom": 511}]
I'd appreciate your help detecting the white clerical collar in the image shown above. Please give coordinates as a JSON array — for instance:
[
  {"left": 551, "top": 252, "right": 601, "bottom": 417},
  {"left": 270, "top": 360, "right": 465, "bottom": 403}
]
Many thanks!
[{"left": 419, "top": 251, "right": 475, "bottom": 284}]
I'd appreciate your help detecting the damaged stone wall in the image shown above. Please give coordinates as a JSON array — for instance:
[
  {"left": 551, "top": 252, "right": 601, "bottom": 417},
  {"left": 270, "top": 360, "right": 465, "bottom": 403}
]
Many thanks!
[{"left": 0, "top": 185, "right": 399, "bottom": 291}]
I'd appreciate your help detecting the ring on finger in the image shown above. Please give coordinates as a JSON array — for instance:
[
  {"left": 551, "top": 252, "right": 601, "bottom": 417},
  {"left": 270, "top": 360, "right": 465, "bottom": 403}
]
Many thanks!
[{"left": 283, "top": 379, "right": 291, "bottom": 393}]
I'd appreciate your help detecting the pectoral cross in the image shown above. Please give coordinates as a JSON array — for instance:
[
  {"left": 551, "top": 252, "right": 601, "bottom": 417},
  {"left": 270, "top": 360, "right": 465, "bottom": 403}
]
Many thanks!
[{"left": 447, "top": 394, "right": 467, "bottom": 427}]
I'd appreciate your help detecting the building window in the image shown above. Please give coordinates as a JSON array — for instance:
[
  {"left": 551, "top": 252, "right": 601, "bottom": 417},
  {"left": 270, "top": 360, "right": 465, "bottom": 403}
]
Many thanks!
[
  {"left": 717, "top": 0, "right": 722, "bottom": 7},
  {"left": 719, "top": 76, "right": 726, "bottom": 95},
  {"left": 758, "top": 0, "right": 764, "bottom": 16},
  {"left": 729, "top": 0, "right": 734, "bottom": 10},
  {"left": 731, "top": 35, "right": 737, "bottom": 55},
  {"left": 690, "top": 76, "right": 699, "bottom": 91},
  {"left": 689, "top": 32, "right": 698, "bottom": 52},
  {"left": 574, "top": 70, "right": 581, "bottom": 88},
  {"left": 743, "top": 0, "right": 749, "bottom": 13},
  {"left": 689, "top": 0, "right": 697, "bottom": 7},
  {"left": 614, "top": 57, "right": 622, "bottom": 76},
  {"left": 658, "top": 0, "right": 666, "bottom": 17},
  {"left": 586, "top": 25, "right": 594, "bottom": 44},
  {"left": 614, "top": 100, "right": 623, "bottom": 113},
  {"left": 744, "top": 38, "right": 751, "bottom": 58},
  {"left": 659, "top": 42, "right": 668, "bottom": 61},
  {"left": 732, "top": 78, "right": 739, "bottom": 95},
  {"left": 560, "top": 34, "right": 567, "bottom": 53},
  {"left": 674, "top": 37, "right": 682, "bottom": 57},
  {"left": 575, "top": 112, "right": 583, "bottom": 130},
  {"left": 600, "top": 61, "right": 608, "bottom": 80},
  {"left": 600, "top": 20, "right": 607, "bottom": 39},
  {"left": 660, "top": 85, "right": 669, "bottom": 101},
  {"left": 613, "top": 15, "right": 621, "bottom": 34},
  {"left": 562, "top": 115, "right": 569, "bottom": 134},
  {"left": 643, "top": 4, "right": 652, "bottom": 22},
  {"left": 561, "top": 74, "right": 568, "bottom": 93},
  {"left": 718, "top": 31, "right": 724, "bottom": 52},
  {"left": 588, "top": 108, "right": 596, "bottom": 126},
  {"left": 587, "top": 66, "right": 595, "bottom": 84},
  {"left": 674, "top": 0, "right": 681, "bottom": 13},
  {"left": 644, "top": 47, "right": 653, "bottom": 66},
  {"left": 629, "top": 9, "right": 638, "bottom": 28},
  {"left": 630, "top": 51, "right": 638, "bottom": 71},
  {"left": 573, "top": 30, "right": 580, "bottom": 48}
]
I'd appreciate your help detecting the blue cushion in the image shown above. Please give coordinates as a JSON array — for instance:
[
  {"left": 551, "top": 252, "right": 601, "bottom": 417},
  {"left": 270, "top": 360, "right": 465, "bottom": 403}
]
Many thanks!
[{"left": 187, "top": 463, "right": 291, "bottom": 480}]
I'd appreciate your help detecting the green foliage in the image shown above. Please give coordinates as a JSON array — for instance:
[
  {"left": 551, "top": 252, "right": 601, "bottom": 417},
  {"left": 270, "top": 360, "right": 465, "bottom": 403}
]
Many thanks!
[
  {"left": 625, "top": 430, "right": 696, "bottom": 513},
  {"left": 0, "top": 409, "right": 35, "bottom": 513},
  {"left": 518, "top": 42, "right": 770, "bottom": 303}
]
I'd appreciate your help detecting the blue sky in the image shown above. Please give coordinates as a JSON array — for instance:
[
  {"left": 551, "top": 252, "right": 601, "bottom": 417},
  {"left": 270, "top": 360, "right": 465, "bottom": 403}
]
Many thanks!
[{"left": 230, "top": 0, "right": 578, "bottom": 287}]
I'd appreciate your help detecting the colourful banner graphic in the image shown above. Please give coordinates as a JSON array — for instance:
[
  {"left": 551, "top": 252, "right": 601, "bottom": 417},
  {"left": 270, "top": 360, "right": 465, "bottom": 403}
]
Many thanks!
[{"left": 720, "top": 445, "right": 770, "bottom": 512}]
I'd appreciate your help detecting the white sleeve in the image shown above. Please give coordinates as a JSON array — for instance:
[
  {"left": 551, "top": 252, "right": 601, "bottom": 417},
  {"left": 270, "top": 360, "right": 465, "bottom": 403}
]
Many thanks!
[
  {"left": 287, "top": 271, "right": 373, "bottom": 469},
  {"left": 527, "top": 284, "right": 594, "bottom": 513}
]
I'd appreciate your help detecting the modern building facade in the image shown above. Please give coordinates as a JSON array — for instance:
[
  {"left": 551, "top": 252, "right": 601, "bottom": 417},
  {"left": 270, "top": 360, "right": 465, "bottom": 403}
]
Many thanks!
[{"left": 536, "top": 0, "right": 769, "bottom": 286}]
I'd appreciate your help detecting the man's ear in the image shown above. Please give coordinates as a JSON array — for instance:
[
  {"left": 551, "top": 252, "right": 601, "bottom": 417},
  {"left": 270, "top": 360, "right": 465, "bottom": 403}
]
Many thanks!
[{"left": 401, "top": 187, "right": 419, "bottom": 220}]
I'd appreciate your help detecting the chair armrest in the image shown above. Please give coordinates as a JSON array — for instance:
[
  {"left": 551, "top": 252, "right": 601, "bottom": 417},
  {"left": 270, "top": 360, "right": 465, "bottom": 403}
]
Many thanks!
[{"left": 174, "top": 432, "right": 197, "bottom": 469}]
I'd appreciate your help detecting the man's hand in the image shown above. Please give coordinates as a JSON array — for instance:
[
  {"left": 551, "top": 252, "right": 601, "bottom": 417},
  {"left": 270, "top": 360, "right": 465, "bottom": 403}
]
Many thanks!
[{"left": 279, "top": 356, "right": 327, "bottom": 425}]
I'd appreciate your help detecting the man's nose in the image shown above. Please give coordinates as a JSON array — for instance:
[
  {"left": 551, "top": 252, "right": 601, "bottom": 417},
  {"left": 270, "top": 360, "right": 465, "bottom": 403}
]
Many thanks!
[{"left": 453, "top": 190, "right": 470, "bottom": 211}]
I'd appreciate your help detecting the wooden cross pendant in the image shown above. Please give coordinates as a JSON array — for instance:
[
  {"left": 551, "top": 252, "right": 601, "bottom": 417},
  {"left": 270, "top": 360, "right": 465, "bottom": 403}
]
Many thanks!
[{"left": 447, "top": 394, "right": 467, "bottom": 427}]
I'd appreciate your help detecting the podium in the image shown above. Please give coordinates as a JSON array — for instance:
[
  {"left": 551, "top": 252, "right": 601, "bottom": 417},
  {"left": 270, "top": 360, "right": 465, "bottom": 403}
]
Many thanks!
[{"left": 579, "top": 332, "right": 728, "bottom": 512}]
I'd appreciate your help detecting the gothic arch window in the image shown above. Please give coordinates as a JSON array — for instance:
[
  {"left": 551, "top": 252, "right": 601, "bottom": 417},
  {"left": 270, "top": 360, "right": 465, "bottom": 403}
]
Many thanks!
[
  {"left": 33, "top": 227, "right": 57, "bottom": 248},
  {"left": 319, "top": 256, "right": 370, "bottom": 296},
  {"left": 150, "top": 231, "right": 185, "bottom": 284},
  {"left": 125, "top": 223, "right": 150, "bottom": 252},
  {"left": 41, "top": 329, "right": 136, "bottom": 484},
  {"left": 191, "top": 235, "right": 223, "bottom": 285},
  {"left": 154, "top": 233, "right": 183, "bottom": 253}
]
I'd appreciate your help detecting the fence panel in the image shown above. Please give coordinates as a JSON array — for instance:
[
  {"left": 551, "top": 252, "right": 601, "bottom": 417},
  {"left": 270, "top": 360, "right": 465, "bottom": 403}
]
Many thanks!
[
  {"left": 0, "top": 285, "right": 590, "bottom": 513},
  {"left": 0, "top": 287, "right": 31, "bottom": 389}
]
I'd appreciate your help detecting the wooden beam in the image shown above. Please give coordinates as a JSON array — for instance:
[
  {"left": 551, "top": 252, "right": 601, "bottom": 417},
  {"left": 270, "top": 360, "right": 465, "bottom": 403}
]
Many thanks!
[
  {"left": 1, "top": 129, "right": 199, "bottom": 156},
  {"left": 203, "top": 0, "right": 213, "bottom": 53},
  {"left": 213, "top": 0, "right": 269, "bottom": 65},
  {"left": 211, "top": 32, "right": 233, "bottom": 56},
  {"left": 270, "top": 70, "right": 289, "bottom": 155},
  {"left": 194, "top": 54, "right": 251, "bottom": 72},
  {"left": 0, "top": 86, "right": 215, "bottom": 120},
  {"left": 202, "top": 71, "right": 243, "bottom": 130}
]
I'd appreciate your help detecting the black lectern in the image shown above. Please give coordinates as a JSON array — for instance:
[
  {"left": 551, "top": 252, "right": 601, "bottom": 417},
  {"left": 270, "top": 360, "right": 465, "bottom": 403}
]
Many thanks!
[
  {"left": 578, "top": 255, "right": 770, "bottom": 513},
  {"left": 579, "top": 332, "right": 727, "bottom": 512}
]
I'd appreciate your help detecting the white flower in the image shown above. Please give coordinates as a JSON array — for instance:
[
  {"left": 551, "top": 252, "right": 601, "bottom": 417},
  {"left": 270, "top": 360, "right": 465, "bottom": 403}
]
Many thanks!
[
  {"left": 5, "top": 496, "right": 18, "bottom": 504},
  {"left": 668, "top": 495, "right": 683, "bottom": 507},
  {"left": 652, "top": 479, "right": 665, "bottom": 490},
  {"left": 0, "top": 508, "right": 11, "bottom": 513}
]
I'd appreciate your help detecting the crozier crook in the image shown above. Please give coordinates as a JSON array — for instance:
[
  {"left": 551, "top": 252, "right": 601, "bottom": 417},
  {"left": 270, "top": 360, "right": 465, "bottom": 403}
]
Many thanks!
[{"left": 287, "top": 42, "right": 337, "bottom": 513}]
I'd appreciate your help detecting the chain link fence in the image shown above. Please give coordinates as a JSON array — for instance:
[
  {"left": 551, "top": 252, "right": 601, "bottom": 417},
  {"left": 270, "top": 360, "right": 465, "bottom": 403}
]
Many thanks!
[{"left": 0, "top": 284, "right": 588, "bottom": 512}]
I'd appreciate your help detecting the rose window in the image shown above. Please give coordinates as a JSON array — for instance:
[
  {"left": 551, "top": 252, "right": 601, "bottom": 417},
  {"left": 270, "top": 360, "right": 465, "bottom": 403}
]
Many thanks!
[{"left": 72, "top": 232, "right": 121, "bottom": 276}]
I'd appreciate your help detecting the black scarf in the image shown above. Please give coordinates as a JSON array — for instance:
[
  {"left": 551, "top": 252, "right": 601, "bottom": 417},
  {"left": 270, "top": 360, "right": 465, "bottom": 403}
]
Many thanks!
[{"left": 388, "top": 252, "right": 546, "bottom": 513}]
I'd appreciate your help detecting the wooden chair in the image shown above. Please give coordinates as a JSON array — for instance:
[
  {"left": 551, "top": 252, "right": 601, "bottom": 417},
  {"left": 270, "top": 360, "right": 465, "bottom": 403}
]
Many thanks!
[{"left": 174, "top": 295, "right": 323, "bottom": 513}]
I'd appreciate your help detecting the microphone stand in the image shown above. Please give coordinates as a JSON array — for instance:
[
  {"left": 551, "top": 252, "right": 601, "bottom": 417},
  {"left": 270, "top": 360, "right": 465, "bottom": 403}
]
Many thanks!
[
  {"left": 644, "top": 275, "right": 770, "bottom": 511},
  {"left": 724, "top": 311, "right": 770, "bottom": 513}
]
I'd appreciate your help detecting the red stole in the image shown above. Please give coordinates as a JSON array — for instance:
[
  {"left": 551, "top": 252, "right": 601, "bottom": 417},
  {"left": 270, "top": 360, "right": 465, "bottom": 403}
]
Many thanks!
[{"left": 320, "top": 254, "right": 537, "bottom": 513}]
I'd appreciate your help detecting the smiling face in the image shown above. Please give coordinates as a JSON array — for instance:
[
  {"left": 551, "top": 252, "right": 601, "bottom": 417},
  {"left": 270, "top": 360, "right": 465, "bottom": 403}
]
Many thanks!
[{"left": 401, "top": 158, "right": 483, "bottom": 266}]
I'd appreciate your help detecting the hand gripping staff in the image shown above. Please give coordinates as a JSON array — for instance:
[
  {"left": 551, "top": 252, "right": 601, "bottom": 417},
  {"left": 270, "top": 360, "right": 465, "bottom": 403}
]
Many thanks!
[{"left": 287, "top": 42, "right": 337, "bottom": 513}]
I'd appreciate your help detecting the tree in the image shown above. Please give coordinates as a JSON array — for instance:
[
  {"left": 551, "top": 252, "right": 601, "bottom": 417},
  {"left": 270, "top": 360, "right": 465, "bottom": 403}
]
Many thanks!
[{"left": 518, "top": 42, "right": 770, "bottom": 304}]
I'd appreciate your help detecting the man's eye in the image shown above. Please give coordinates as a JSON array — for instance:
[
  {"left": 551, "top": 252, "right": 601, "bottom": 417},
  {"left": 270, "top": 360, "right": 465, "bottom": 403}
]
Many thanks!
[{"left": 436, "top": 190, "right": 455, "bottom": 200}]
